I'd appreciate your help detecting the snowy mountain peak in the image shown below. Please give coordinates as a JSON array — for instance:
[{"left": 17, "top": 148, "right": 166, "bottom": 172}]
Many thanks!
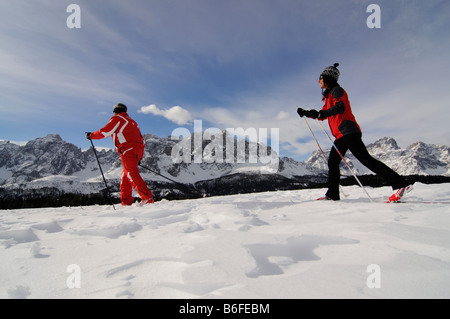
[
  {"left": 367, "top": 137, "right": 400, "bottom": 152},
  {"left": 306, "top": 137, "right": 450, "bottom": 177},
  {"left": 24, "top": 133, "right": 63, "bottom": 148}
]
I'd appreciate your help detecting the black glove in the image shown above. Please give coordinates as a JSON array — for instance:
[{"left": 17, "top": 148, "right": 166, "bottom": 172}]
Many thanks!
[
  {"left": 297, "top": 108, "right": 319, "bottom": 119},
  {"left": 297, "top": 108, "right": 306, "bottom": 117},
  {"left": 85, "top": 132, "right": 92, "bottom": 140},
  {"left": 305, "top": 109, "right": 319, "bottom": 119}
]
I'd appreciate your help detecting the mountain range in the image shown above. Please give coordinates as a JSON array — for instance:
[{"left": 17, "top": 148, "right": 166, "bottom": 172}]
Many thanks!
[{"left": 0, "top": 133, "right": 449, "bottom": 206}]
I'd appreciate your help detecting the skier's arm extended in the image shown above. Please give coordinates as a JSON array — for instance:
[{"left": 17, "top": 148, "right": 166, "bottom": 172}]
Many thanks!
[
  {"left": 90, "top": 116, "right": 121, "bottom": 140},
  {"left": 319, "top": 101, "right": 345, "bottom": 118}
]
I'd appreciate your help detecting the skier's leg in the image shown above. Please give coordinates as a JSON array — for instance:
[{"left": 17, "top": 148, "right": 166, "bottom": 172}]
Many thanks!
[
  {"left": 344, "top": 134, "right": 408, "bottom": 190},
  {"left": 121, "top": 150, "right": 153, "bottom": 202},
  {"left": 325, "top": 137, "right": 348, "bottom": 200},
  {"left": 120, "top": 169, "right": 134, "bottom": 206}
]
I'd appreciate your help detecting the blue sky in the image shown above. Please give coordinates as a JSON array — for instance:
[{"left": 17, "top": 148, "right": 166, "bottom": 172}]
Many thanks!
[{"left": 1, "top": 0, "right": 449, "bottom": 161}]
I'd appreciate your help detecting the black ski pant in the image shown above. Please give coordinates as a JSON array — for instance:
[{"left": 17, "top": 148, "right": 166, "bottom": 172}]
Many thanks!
[{"left": 326, "top": 133, "right": 408, "bottom": 200}]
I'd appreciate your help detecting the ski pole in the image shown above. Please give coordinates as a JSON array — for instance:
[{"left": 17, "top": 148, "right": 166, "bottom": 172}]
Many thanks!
[
  {"left": 302, "top": 117, "right": 348, "bottom": 198},
  {"left": 316, "top": 121, "right": 374, "bottom": 202},
  {"left": 138, "top": 163, "right": 203, "bottom": 197},
  {"left": 88, "top": 136, "right": 116, "bottom": 210}
]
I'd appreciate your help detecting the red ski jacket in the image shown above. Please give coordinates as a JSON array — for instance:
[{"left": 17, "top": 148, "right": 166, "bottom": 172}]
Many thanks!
[
  {"left": 90, "top": 112, "right": 144, "bottom": 155},
  {"left": 320, "top": 86, "right": 361, "bottom": 140}
]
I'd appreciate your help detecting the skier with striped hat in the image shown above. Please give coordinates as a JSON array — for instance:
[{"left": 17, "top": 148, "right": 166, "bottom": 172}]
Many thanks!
[{"left": 297, "top": 63, "right": 413, "bottom": 202}]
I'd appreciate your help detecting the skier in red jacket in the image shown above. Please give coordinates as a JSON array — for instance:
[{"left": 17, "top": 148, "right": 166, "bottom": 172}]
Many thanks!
[
  {"left": 86, "top": 103, "right": 154, "bottom": 206},
  {"left": 297, "top": 63, "right": 412, "bottom": 201}
]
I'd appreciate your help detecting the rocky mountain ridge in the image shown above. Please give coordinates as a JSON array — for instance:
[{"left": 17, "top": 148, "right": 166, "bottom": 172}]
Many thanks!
[{"left": 0, "top": 133, "right": 449, "bottom": 206}]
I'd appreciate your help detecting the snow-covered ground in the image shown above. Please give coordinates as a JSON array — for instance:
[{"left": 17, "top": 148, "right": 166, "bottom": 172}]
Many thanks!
[{"left": 1, "top": 183, "right": 449, "bottom": 299}]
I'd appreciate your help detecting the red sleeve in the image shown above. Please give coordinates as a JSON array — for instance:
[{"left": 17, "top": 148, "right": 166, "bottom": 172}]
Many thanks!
[{"left": 90, "top": 116, "right": 121, "bottom": 140}]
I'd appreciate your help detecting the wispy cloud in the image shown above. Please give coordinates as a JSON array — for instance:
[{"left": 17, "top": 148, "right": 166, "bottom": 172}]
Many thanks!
[
  {"left": 0, "top": 1, "right": 147, "bottom": 115},
  {"left": 138, "top": 104, "right": 193, "bottom": 125}
]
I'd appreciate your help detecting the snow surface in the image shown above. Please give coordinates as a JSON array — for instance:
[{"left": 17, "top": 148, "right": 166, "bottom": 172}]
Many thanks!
[{"left": 1, "top": 183, "right": 450, "bottom": 299}]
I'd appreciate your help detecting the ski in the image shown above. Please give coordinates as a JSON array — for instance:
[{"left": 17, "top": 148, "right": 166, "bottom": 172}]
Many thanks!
[{"left": 387, "top": 185, "right": 414, "bottom": 203}]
